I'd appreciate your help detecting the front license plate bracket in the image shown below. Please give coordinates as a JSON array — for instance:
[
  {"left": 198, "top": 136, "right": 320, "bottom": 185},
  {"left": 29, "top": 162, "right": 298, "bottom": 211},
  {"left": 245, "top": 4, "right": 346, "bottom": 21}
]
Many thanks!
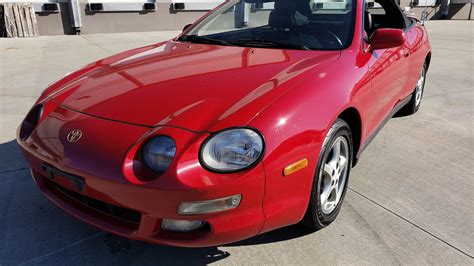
[{"left": 42, "top": 164, "right": 85, "bottom": 192}]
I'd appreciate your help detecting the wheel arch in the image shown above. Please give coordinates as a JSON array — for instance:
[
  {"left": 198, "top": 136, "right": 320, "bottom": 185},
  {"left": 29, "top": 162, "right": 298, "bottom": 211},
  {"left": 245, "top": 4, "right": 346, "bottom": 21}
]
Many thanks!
[
  {"left": 337, "top": 107, "right": 362, "bottom": 167},
  {"left": 425, "top": 52, "right": 432, "bottom": 70}
]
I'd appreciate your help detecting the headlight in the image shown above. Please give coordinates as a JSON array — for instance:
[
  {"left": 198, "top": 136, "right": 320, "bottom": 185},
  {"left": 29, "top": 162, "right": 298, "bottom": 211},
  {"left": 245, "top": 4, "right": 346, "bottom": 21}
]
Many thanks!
[
  {"left": 142, "top": 136, "right": 176, "bottom": 173},
  {"left": 19, "top": 104, "right": 44, "bottom": 140},
  {"left": 200, "top": 128, "right": 264, "bottom": 173}
]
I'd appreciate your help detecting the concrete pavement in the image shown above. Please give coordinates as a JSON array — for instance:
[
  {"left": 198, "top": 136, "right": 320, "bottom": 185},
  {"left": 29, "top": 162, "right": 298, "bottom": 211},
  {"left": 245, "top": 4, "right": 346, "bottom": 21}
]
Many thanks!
[{"left": 0, "top": 21, "right": 473, "bottom": 265}]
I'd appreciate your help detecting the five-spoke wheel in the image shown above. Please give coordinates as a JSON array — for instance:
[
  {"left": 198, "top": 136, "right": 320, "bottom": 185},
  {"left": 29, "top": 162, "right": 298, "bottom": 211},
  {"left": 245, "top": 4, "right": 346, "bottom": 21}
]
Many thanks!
[
  {"left": 303, "top": 119, "right": 352, "bottom": 230},
  {"left": 320, "top": 136, "right": 349, "bottom": 215}
]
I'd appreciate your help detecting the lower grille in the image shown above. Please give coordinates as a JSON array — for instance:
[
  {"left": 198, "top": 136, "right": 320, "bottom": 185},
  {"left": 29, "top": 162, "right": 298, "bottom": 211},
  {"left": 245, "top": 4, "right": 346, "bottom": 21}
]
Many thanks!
[{"left": 43, "top": 177, "right": 141, "bottom": 231}]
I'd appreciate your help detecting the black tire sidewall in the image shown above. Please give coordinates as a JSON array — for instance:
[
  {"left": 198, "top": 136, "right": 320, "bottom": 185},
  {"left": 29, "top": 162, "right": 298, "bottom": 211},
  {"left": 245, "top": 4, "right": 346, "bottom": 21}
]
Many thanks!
[{"left": 306, "top": 119, "right": 353, "bottom": 228}]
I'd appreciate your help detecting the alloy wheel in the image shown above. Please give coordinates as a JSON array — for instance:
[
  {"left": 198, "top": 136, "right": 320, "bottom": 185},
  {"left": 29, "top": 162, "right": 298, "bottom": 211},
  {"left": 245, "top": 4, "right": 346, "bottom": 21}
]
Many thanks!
[
  {"left": 319, "top": 136, "right": 350, "bottom": 215},
  {"left": 415, "top": 66, "right": 426, "bottom": 107}
]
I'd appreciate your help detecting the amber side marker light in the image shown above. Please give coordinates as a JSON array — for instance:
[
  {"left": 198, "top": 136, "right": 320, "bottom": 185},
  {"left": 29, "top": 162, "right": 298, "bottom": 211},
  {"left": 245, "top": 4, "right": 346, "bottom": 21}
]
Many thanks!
[{"left": 284, "top": 159, "right": 309, "bottom": 176}]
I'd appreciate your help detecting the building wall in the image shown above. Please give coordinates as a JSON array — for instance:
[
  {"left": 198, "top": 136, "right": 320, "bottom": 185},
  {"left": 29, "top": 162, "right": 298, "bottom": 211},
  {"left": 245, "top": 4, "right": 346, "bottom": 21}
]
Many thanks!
[
  {"left": 2, "top": 0, "right": 473, "bottom": 36},
  {"left": 2, "top": 0, "right": 215, "bottom": 35},
  {"left": 80, "top": 3, "right": 206, "bottom": 34},
  {"left": 446, "top": 3, "right": 473, "bottom": 20},
  {"left": 35, "top": 3, "right": 73, "bottom": 35},
  {"left": 399, "top": 0, "right": 473, "bottom": 20}
]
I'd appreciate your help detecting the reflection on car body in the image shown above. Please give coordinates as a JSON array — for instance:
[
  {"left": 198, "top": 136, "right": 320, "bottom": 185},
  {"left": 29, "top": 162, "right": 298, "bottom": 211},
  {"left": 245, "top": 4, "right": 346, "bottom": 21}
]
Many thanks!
[{"left": 17, "top": 0, "right": 431, "bottom": 247}]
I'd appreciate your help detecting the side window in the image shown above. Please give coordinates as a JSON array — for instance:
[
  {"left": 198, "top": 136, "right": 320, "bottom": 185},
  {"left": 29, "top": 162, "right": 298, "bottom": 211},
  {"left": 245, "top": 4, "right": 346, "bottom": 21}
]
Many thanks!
[
  {"left": 365, "top": 0, "right": 385, "bottom": 34},
  {"left": 365, "top": 0, "right": 405, "bottom": 33},
  {"left": 366, "top": 1, "right": 385, "bottom": 15}
]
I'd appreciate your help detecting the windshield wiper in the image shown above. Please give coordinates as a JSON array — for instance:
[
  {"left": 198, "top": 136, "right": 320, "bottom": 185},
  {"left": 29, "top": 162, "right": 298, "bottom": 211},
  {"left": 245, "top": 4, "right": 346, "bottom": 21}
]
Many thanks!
[
  {"left": 177, "top": 35, "right": 231, "bottom": 46},
  {"left": 227, "top": 39, "right": 311, "bottom": 50},
  {"left": 177, "top": 36, "right": 311, "bottom": 50}
]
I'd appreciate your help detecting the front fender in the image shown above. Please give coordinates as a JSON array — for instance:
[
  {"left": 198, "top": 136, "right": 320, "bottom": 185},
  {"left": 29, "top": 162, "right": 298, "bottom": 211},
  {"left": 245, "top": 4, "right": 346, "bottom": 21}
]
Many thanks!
[{"left": 248, "top": 51, "right": 371, "bottom": 232}]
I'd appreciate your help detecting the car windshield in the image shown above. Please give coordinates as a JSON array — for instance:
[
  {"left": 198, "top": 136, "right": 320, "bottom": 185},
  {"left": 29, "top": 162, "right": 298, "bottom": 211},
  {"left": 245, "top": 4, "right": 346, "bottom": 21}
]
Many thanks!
[{"left": 178, "top": 0, "right": 356, "bottom": 51}]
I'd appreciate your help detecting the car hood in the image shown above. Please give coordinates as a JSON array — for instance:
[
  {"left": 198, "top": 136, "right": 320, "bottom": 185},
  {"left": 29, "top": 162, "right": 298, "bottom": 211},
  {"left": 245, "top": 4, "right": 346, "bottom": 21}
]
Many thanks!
[{"left": 51, "top": 41, "right": 340, "bottom": 132}]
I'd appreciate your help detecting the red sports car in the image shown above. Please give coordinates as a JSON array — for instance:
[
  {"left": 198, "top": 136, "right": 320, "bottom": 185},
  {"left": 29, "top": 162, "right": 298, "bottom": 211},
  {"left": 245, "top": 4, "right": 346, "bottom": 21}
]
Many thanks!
[{"left": 18, "top": 0, "right": 431, "bottom": 247}]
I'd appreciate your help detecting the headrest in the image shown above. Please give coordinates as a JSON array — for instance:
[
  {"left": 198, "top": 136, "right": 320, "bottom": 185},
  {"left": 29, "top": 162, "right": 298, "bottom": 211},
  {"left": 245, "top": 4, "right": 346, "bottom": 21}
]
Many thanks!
[
  {"left": 269, "top": 9, "right": 309, "bottom": 29},
  {"left": 275, "top": 0, "right": 312, "bottom": 17},
  {"left": 364, "top": 11, "right": 373, "bottom": 33}
]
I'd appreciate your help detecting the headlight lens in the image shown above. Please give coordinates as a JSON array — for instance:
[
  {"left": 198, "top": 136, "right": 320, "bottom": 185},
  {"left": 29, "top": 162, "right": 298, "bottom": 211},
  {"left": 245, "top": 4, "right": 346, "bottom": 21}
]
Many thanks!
[
  {"left": 200, "top": 128, "right": 264, "bottom": 172},
  {"left": 19, "top": 104, "right": 44, "bottom": 140},
  {"left": 142, "top": 136, "right": 176, "bottom": 173}
]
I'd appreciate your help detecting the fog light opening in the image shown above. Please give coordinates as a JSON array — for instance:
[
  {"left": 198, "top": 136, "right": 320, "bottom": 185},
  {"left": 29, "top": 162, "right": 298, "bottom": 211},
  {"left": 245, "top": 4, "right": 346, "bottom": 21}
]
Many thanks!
[
  {"left": 161, "top": 219, "right": 205, "bottom": 232},
  {"left": 178, "top": 195, "right": 242, "bottom": 215}
]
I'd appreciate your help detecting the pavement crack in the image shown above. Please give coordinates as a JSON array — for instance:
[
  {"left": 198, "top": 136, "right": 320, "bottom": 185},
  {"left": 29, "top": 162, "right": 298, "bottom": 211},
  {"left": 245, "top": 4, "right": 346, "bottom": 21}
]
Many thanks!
[
  {"left": 343, "top": 201, "right": 402, "bottom": 263},
  {"left": 0, "top": 167, "right": 28, "bottom": 174},
  {"left": 80, "top": 35, "right": 115, "bottom": 55},
  {"left": 348, "top": 187, "right": 474, "bottom": 259},
  {"left": 0, "top": 94, "right": 39, "bottom": 98}
]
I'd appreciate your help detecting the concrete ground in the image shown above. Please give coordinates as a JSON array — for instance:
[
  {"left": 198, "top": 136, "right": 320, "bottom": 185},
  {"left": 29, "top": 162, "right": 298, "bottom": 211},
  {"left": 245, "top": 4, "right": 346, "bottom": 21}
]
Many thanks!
[{"left": 0, "top": 21, "right": 473, "bottom": 265}]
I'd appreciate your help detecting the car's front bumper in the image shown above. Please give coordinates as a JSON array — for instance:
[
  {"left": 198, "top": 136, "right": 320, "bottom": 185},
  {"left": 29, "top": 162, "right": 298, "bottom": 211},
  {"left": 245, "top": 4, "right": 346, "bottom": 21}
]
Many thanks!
[
  {"left": 20, "top": 146, "right": 266, "bottom": 247},
  {"left": 17, "top": 106, "right": 266, "bottom": 247}
]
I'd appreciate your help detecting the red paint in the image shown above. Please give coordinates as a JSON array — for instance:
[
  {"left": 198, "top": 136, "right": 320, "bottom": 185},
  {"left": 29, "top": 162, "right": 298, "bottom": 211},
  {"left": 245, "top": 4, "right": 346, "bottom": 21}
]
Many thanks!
[
  {"left": 369, "top": 29, "right": 407, "bottom": 50},
  {"left": 17, "top": 0, "right": 431, "bottom": 247}
]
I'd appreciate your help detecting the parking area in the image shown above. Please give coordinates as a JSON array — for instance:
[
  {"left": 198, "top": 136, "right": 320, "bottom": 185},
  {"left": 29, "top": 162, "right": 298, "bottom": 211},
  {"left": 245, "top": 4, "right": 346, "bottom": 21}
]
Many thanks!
[{"left": 0, "top": 20, "right": 473, "bottom": 265}]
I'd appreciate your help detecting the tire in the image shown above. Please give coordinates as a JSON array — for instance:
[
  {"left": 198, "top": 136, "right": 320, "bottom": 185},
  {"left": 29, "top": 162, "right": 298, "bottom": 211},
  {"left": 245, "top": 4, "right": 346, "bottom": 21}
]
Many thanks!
[
  {"left": 302, "top": 118, "right": 353, "bottom": 230},
  {"left": 395, "top": 62, "right": 427, "bottom": 117}
]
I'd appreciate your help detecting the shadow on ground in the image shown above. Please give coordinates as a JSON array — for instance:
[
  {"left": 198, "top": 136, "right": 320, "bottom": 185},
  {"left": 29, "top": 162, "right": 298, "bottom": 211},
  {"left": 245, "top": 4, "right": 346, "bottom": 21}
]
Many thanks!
[{"left": 0, "top": 139, "right": 314, "bottom": 264}]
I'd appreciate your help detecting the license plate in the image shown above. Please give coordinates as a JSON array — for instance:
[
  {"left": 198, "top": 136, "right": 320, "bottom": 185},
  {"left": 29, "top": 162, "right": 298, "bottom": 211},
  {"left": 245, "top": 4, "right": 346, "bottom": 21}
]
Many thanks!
[{"left": 42, "top": 165, "right": 85, "bottom": 192}]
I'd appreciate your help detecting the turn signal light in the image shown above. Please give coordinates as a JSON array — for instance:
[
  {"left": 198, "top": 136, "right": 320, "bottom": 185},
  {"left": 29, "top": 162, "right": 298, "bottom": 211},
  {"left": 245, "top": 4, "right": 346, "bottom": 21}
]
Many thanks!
[{"left": 178, "top": 195, "right": 242, "bottom": 215}]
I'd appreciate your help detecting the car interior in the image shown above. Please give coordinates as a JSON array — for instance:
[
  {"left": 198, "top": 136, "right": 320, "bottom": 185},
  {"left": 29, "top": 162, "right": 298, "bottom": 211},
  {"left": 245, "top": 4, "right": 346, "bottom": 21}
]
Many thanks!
[
  {"left": 200, "top": 0, "right": 356, "bottom": 50},
  {"left": 364, "top": 0, "right": 412, "bottom": 36},
  {"left": 190, "top": 0, "right": 412, "bottom": 50},
  {"left": 259, "top": 1, "right": 352, "bottom": 49}
]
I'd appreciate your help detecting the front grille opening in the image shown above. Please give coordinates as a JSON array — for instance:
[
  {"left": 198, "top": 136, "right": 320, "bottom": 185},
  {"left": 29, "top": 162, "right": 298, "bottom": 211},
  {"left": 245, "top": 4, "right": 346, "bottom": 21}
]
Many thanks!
[{"left": 44, "top": 178, "right": 141, "bottom": 231}]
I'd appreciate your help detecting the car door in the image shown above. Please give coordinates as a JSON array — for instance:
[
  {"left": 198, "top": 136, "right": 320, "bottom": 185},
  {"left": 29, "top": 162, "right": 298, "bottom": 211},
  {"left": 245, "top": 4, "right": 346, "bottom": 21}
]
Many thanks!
[
  {"left": 401, "top": 16, "right": 427, "bottom": 100},
  {"left": 365, "top": 0, "right": 411, "bottom": 136}
]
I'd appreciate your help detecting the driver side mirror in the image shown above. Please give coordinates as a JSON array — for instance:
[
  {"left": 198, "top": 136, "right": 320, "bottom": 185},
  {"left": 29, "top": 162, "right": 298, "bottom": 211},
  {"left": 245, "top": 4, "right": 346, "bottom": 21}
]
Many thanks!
[
  {"left": 369, "top": 29, "right": 406, "bottom": 50},
  {"left": 182, "top": 24, "right": 192, "bottom": 33}
]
